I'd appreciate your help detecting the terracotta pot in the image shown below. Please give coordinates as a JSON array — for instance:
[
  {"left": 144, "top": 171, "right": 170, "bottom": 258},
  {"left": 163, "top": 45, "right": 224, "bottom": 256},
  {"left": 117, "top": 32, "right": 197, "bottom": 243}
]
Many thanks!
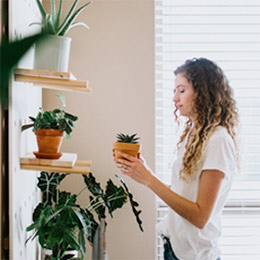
[
  {"left": 34, "top": 129, "right": 64, "bottom": 155},
  {"left": 113, "top": 142, "right": 140, "bottom": 159}
]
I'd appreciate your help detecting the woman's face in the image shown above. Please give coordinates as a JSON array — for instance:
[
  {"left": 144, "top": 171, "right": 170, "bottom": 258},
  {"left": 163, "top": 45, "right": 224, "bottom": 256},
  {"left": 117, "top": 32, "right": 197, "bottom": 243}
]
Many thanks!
[{"left": 173, "top": 73, "right": 197, "bottom": 120}]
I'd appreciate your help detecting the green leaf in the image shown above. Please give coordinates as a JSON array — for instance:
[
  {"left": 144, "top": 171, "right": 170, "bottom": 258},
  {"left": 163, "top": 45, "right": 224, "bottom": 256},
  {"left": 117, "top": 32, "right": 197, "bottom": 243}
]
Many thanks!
[
  {"left": 57, "top": 0, "right": 80, "bottom": 35},
  {"left": 35, "top": 0, "right": 47, "bottom": 19},
  {"left": 37, "top": 172, "right": 67, "bottom": 204},
  {"left": 70, "top": 22, "right": 90, "bottom": 30},
  {"left": 116, "top": 133, "right": 140, "bottom": 143},
  {"left": 29, "top": 22, "right": 43, "bottom": 27},
  {"left": 81, "top": 209, "right": 98, "bottom": 244},
  {"left": 26, "top": 222, "right": 39, "bottom": 232},
  {"left": 58, "top": 1, "right": 92, "bottom": 36},
  {"left": 42, "top": 111, "right": 54, "bottom": 122},
  {"left": 67, "top": 119, "right": 74, "bottom": 127},
  {"left": 58, "top": 191, "right": 77, "bottom": 206},
  {"left": 73, "top": 211, "right": 87, "bottom": 257},
  {"left": 78, "top": 229, "right": 86, "bottom": 258},
  {"left": 116, "top": 174, "right": 144, "bottom": 232},
  {"left": 89, "top": 195, "right": 106, "bottom": 220},
  {"left": 56, "top": 93, "right": 66, "bottom": 107},
  {"left": 56, "top": 0, "right": 63, "bottom": 30},
  {"left": 51, "top": 0, "right": 57, "bottom": 29},
  {"left": 53, "top": 109, "right": 62, "bottom": 114},
  {"left": 44, "top": 14, "right": 56, "bottom": 34},
  {"left": 21, "top": 123, "right": 34, "bottom": 132},
  {"left": 0, "top": 33, "right": 44, "bottom": 105},
  {"left": 105, "top": 180, "right": 127, "bottom": 215},
  {"left": 64, "top": 231, "right": 80, "bottom": 251},
  {"left": 61, "top": 254, "right": 76, "bottom": 260},
  {"left": 83, "top": 173, "right": 103, "bottom": 197},
  {"left": 32, "top": 202, "right": 45, "bottom": 222},
  {"left": 64, "top": 112, "right": 78, "bottom": 121}
]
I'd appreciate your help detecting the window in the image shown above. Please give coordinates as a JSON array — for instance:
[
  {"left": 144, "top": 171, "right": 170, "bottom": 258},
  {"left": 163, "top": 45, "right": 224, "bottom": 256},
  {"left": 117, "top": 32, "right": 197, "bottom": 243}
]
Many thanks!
[{"left": 155, "top": 1, "right": 260, "bottom": 259}]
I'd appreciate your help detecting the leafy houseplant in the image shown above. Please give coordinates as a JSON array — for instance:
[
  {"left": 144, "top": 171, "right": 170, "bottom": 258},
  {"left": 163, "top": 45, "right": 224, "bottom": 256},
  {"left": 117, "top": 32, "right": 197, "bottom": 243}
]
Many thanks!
[
  {"left": 21, "top": 94, "right": 77, "bottom": 159},
  {"left": 26, "top": 171, "right": 143, "bottom": 260},
  {"left": 113, "top": 133, "right": 141, "bottom": 159},
  {"left": 31, "top": 0, "right": 92, "bottom": 71}
]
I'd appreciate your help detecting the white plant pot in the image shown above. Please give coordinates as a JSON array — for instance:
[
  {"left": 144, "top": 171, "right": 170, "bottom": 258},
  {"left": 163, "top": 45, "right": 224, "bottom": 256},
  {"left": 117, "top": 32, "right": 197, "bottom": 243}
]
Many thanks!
[{"left": 34, "top": 35, "right": 71, "bottom": 72}]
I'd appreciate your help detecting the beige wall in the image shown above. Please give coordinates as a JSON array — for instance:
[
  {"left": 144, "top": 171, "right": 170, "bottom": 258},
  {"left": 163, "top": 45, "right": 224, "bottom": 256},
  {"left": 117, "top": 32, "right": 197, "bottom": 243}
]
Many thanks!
[{"left": 43, "top": 0, "right": 155, "bottom": 259}]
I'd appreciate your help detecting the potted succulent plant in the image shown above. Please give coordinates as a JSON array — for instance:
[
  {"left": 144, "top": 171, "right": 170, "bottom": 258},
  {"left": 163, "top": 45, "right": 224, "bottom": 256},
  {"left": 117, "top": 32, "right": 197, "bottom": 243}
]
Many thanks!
[
  {"left": 26, "top": 171, "right": 143, "bottom": 260},
  {"left": 31, "top": 0, "right": 92, "bottom": 71},
  {"left": 113, "top": 133, "right": 140, "bottom": 159},
  {"left": 21, "top": 93, "right": 77, "bottom": 159}
]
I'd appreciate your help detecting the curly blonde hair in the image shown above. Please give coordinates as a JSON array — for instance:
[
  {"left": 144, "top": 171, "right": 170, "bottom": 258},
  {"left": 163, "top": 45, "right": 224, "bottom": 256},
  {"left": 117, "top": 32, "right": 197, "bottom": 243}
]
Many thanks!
[{"left": 174, "top": 58, "right": 239, "bottom": 182}]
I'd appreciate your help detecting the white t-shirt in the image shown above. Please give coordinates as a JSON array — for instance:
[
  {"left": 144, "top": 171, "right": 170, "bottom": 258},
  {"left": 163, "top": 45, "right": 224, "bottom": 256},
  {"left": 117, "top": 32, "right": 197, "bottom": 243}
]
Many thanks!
[{"left": 157, "top": 126, "right": 236, "bottom": 260}]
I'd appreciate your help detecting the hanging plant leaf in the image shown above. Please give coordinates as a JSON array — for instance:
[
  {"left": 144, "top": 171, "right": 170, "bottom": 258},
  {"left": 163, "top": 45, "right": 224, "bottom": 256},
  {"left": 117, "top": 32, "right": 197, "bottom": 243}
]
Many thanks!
[
  {"left": 105, "top": 179, "right": 127, "bottom": 216},
  {"left": 116, "top": 174, "right": 144, "bottom": 232},
  {"left": 83, "top": 172, "right": 104, "bottom": 197}
]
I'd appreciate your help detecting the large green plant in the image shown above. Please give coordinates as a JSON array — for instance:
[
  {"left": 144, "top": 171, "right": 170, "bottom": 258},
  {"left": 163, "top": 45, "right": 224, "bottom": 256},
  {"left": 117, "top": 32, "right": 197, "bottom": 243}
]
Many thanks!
[
  {"left": 26, "top": 171, "right": 143, "bottom": 260},
  {"left": 31, "top": 0, "right": 92, "bottom": 36},
  {"left": 21, "top": 93, "right": 77, "bottom": 140}
]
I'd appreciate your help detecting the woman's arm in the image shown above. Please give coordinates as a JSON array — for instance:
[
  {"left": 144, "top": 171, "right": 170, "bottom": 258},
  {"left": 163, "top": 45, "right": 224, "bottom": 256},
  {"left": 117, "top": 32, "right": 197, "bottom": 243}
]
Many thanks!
[{"left": 114, "top": 152, "right": 225, "bottom": 229}]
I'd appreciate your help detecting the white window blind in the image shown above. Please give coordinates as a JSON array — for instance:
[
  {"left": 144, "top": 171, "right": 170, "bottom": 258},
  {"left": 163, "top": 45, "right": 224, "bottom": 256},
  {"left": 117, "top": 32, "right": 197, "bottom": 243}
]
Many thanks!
[{"left": 155, "top": 1, "right": 260, "bottom": 259}]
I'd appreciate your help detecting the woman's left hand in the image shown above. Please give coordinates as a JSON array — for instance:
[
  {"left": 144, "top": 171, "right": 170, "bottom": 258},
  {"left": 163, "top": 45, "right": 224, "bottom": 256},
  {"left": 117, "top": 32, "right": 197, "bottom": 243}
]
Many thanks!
[{"left": 113, "top": 152, "right": 153, "bottom": 186}]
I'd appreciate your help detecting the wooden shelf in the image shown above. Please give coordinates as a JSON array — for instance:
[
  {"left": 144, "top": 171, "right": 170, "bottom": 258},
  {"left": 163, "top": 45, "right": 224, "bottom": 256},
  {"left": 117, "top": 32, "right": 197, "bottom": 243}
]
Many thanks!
[
  {"left": 20, "top": 153, "right": 91, "bottom": 175},
  {"left": 14, "top": 68, "right": 91, "bottom": 93}
]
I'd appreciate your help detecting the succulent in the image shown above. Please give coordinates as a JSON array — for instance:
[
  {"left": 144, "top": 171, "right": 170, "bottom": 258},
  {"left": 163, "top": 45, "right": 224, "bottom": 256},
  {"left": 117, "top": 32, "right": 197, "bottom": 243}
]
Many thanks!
[
  {"left": 30, "top": 0, "right": 92, "bottom": 36},
  {"left": 116, "top": 133, "right": 140, "bottom": 144}
]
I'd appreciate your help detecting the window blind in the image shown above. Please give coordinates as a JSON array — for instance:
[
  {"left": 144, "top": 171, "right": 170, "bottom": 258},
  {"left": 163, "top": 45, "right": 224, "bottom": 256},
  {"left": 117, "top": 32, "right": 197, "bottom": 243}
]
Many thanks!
[{"left": 155, "top": 1, "right": 260, "bottom": 259}]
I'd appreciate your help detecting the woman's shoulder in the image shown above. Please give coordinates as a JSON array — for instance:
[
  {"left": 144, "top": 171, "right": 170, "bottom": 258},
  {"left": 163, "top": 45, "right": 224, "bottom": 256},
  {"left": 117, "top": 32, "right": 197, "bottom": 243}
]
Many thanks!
[
  {"left": 208, "top": 125, "right": 235, "bottom": 148},
  {"left": 211, "top": 125, "right": 230, "bottom": 138}
]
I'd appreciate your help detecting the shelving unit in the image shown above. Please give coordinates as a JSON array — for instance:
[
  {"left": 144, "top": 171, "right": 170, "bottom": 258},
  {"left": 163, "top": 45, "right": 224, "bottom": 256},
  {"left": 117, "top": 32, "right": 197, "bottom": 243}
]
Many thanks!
[
  {"left": 17, "top": 68, "right": 92, "bottom": 174},
  {"left": 14, "top": 68, "right": 92, "bottom": 92},
  {"left": 20, "top": 153, "right": 91, "bottom": 175}
]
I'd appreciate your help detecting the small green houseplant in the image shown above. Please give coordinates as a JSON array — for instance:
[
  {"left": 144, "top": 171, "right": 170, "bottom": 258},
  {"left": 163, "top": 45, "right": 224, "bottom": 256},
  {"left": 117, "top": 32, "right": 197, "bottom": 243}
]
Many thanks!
[
  {"left": 21, "top": 93, "right": 77, "bottom": 159},
  {"left": 31, "top": 0, "right": 92, "bottom": 71},
  {"left": 26, "top": 171, "right": 143, "bottom": 260},
  {"left": 113, "top": 133, "right": 141, "bottom": 159}
]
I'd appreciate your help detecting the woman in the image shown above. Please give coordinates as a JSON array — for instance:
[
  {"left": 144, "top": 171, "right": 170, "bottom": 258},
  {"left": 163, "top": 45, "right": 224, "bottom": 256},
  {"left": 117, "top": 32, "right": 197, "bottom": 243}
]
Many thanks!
[{"left": 114, "top": 58, "right": 239, "bottom": 260}]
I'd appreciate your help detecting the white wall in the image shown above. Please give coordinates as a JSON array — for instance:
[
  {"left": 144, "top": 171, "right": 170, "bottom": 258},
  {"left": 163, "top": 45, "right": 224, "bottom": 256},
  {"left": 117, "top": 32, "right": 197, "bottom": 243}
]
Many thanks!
[
  {"left": 43, "top": 0, "right": 156, "bottom": 259},
  {"left": 9, "top": 0, "right": 42, "bottom": 259}
]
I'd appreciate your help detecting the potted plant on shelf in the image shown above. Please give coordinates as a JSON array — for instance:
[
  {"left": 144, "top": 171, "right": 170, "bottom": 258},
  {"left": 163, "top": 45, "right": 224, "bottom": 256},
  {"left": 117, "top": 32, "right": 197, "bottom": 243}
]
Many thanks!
[
  {"left": 31, "top": 0, "right": 92, "bottom": 71},
  {"left": 21, "top": 93, "right": 77, "bottom": 159},
  {"left": 113, "top": 133, "right": 140, "bottom": 159},
  {"left": 26, "top": 171, "right": 143, "bottom": 260}
]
